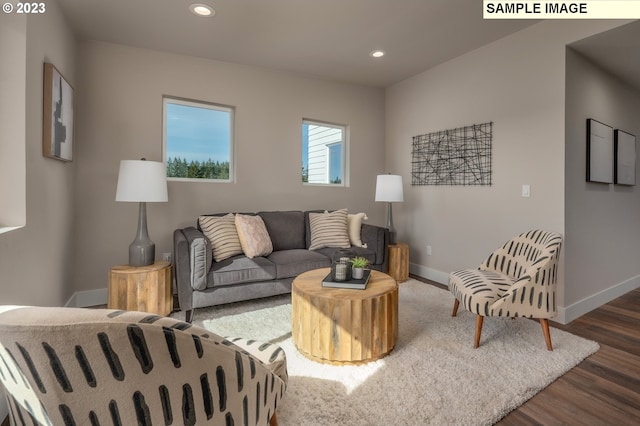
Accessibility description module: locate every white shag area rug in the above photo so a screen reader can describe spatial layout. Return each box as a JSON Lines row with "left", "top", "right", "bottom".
{"left": 190, "top": 280, "right": 599, "bottom": 426}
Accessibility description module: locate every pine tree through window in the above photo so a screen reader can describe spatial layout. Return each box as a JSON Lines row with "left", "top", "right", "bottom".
{"left": 163, "top": 97, "right": 234, "bottom": 182}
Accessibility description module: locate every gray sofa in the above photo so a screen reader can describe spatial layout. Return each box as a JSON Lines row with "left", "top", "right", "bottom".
{"left": 174, "top": 210, "right": 389, "bottom": 322}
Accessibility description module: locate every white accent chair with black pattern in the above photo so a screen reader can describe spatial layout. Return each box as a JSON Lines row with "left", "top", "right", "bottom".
{"left": 0, "top": 306, "right": 287, "bottom": 426}
{"left": 448, "top": 230, "right": 563, "bottom": 351}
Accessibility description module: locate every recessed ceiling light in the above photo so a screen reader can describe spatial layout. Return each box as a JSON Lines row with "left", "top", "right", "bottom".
{"left": 370, "top": 50, "right": 385, "bottom": 58}
{"left": 189, "top": 3, "right": 215, "bottom": 17}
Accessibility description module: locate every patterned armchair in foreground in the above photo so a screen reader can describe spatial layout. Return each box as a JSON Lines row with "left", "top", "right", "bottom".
{"left": 448, "top": 230, "right": 563, "bottom": 351}
{"left": 0, "top": 306, "right": 287, "bottom": 425}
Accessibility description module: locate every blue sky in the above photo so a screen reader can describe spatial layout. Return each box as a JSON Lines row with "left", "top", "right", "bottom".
{"left": 166, "top": 103, "right": 230, "bottom": 163}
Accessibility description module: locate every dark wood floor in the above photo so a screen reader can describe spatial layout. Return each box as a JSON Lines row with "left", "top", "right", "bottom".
{"left": 498, "top": 287, "right": 640, "bottom": 425}
{"left": 415, "top": 275, "right": 640, "bottom": 425}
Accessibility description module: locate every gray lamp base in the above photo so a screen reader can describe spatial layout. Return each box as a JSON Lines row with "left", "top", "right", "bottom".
{"left": 129, "top": 241, "right": 155, "bottom": 267}
{"left": 128, "top": 202, "right": 155, "bottom": 267}
{"left": 386, "top": 202, "right": 397, "bottom": 245}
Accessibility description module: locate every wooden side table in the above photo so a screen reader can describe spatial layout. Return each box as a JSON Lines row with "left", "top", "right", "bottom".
{"left": 388, "top": 242, "right": 409, "bottom": 283}
{"left": 108, "top": 261, "right": 172, "bottom": 315}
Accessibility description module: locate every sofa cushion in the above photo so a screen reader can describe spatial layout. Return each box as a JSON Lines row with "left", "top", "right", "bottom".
{"left": 235, "top": 214, "right": 273, "bottom": 258}
{"left": 348, "top": 212, "right": 368, "bottom": 248}
{"left": 267, "top": 249, "right": 331, "bottom": 279}
{"left": 258, "top": 211, "right": 305, "bottom": 251}
{"left": 199, "top": 214, "right": 244, "bottom": 262}
{"left": 209, "top": 255, "right": 276, "bottom": 288}
{"left": 308, "top": 209, "right": 350, "bottom": 250}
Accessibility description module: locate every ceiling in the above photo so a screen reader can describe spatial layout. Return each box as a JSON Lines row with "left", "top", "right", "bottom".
{"left": 55, "top": 0, "right": 538, "bottom": 88}
{"left": 55, "top": 1, "right": 640, "bottom": 90}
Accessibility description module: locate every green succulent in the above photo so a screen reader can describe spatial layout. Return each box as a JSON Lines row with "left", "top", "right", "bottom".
{"left": 350, "top": 256, "right": 369, "bottom": 269}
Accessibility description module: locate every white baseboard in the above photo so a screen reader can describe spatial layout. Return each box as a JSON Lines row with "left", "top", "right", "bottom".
{"left": 65, "top": 288, "right": 108, "bottom": 308}
{"left": 410, "top": 262, "right": 640, "bottom": 326}
{"left": 556, "top": 273, "right": 640, "bottom": 325}
{"left": 409, "top": 262, "right": 449, "bottom": 286}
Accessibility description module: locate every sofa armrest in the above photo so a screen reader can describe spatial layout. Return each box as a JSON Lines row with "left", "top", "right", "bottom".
{"left": 174, "top": 229, "right": 193, "bottom": 313}
{"left": 184, "top": 227, "right": 212, "bottom": 291}
{"left": 174, "top": 227, "right": 212, "bottom": 312}
{"left": 360, "top": 223, "right": 389, "bottom": 271}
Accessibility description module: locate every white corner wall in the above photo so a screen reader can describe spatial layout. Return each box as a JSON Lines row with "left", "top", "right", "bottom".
{"left": 0, "top": 2, "right": 77, "bottom": 420}
{"left": 0, "top": 13, "right": 26, "bottom": 230}
{"left": 0, "top": 3, "right": 77, "bottom": 306}
{"left": 385, "top": 20, "right": 627, "bottom": 322}
{"left": 564, "top": 48, "right": 640, "bottom": 320}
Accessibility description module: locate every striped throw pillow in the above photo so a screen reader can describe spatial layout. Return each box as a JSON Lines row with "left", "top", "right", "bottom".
{"left": 308, "top": 209, "right": 351, "bottom": 250}
{"left": 199, "top": 214, "right": 243, "bottom": 262}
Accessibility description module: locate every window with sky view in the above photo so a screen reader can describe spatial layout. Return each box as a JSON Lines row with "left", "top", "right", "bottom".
{"left": 163, "top": 97, "right": 233, "bottom": 181}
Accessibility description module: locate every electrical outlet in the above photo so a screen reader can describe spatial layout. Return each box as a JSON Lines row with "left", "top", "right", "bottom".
{"left": 426, "top": 245, "right": 432, "bottom": 256}
{"left": 162, "top": 252, "right": 172, "bottom": 262}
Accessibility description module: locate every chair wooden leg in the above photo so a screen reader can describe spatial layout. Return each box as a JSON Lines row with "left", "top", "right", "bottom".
{"left": 540, "top": 319, "right": 553, "bottom": 351}
{"left": 270, "top": 413, "right": 278, "bottom": 426}
{"left": 474, "top": 315, "right": 484, "bottom": 348}
{"left": 452, "top": 299, "right": 460, "bottom": 317}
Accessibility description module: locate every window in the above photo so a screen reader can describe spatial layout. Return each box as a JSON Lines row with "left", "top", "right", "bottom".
{"left": 302, "top": 119, "right": 347, "bottom": 185}
{"left": 163, "top": 97, "right": 234, "bottom": 182}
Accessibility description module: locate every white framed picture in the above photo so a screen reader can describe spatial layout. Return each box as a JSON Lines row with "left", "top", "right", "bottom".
{"left": 586, "top": 118, "right": 613, "bottom": 184}
{"left": 614, "top": 129, "right": 636, "bottom": 186}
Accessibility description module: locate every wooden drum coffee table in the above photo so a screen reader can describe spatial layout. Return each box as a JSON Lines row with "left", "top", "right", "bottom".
{"left": 292, "top": 268, "right": 398, "bottom": 364}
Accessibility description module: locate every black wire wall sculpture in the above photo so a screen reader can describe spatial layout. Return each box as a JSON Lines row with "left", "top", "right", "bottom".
{"left": 411, "top": 122, "right": 493, "bottom": 186}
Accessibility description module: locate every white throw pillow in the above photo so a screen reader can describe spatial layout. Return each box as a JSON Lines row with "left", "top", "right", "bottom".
{"left": 347, "top": 212, "right": 368, "bottom": 248}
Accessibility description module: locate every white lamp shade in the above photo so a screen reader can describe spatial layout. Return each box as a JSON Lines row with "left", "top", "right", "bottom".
{"left": 375, "top": 174, "right": 404, "bottom": 202}
{"left": 116, "top": 160, "right": 168, "bottom": 202}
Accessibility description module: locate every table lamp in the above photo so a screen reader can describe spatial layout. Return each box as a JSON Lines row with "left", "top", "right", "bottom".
{"left": 375, "top": 174, "right": 404, "bottom": 244}
{"left": 116, "top": 159, "right": 168, "bottom": 266}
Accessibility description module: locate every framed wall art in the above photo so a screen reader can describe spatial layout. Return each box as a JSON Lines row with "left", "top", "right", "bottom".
{"left": 614, "top": 129, "right": 636, "bottom": 186}
{"left": 586, "top": 118, "right": 613, "bottom": 183}
{"left": 411, "top": 122, "right": 493, "bottom": 186}
{"left": 43, "top": 62, "right": 74, "bottom": 162}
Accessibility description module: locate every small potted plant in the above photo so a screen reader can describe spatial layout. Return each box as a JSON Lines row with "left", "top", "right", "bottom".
{"left": 350, "top": 256, "right": 369, "bottom": 279}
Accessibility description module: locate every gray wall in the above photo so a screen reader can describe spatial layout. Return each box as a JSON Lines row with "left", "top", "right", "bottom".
{"left": 564, "top": 48, "right": 640, "bottom": 314}
{"left": 384, "top": 20, "right": 627, "bottom": 322}
{"left": 72, "top": 41, "right": 386, "bottom": 294}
